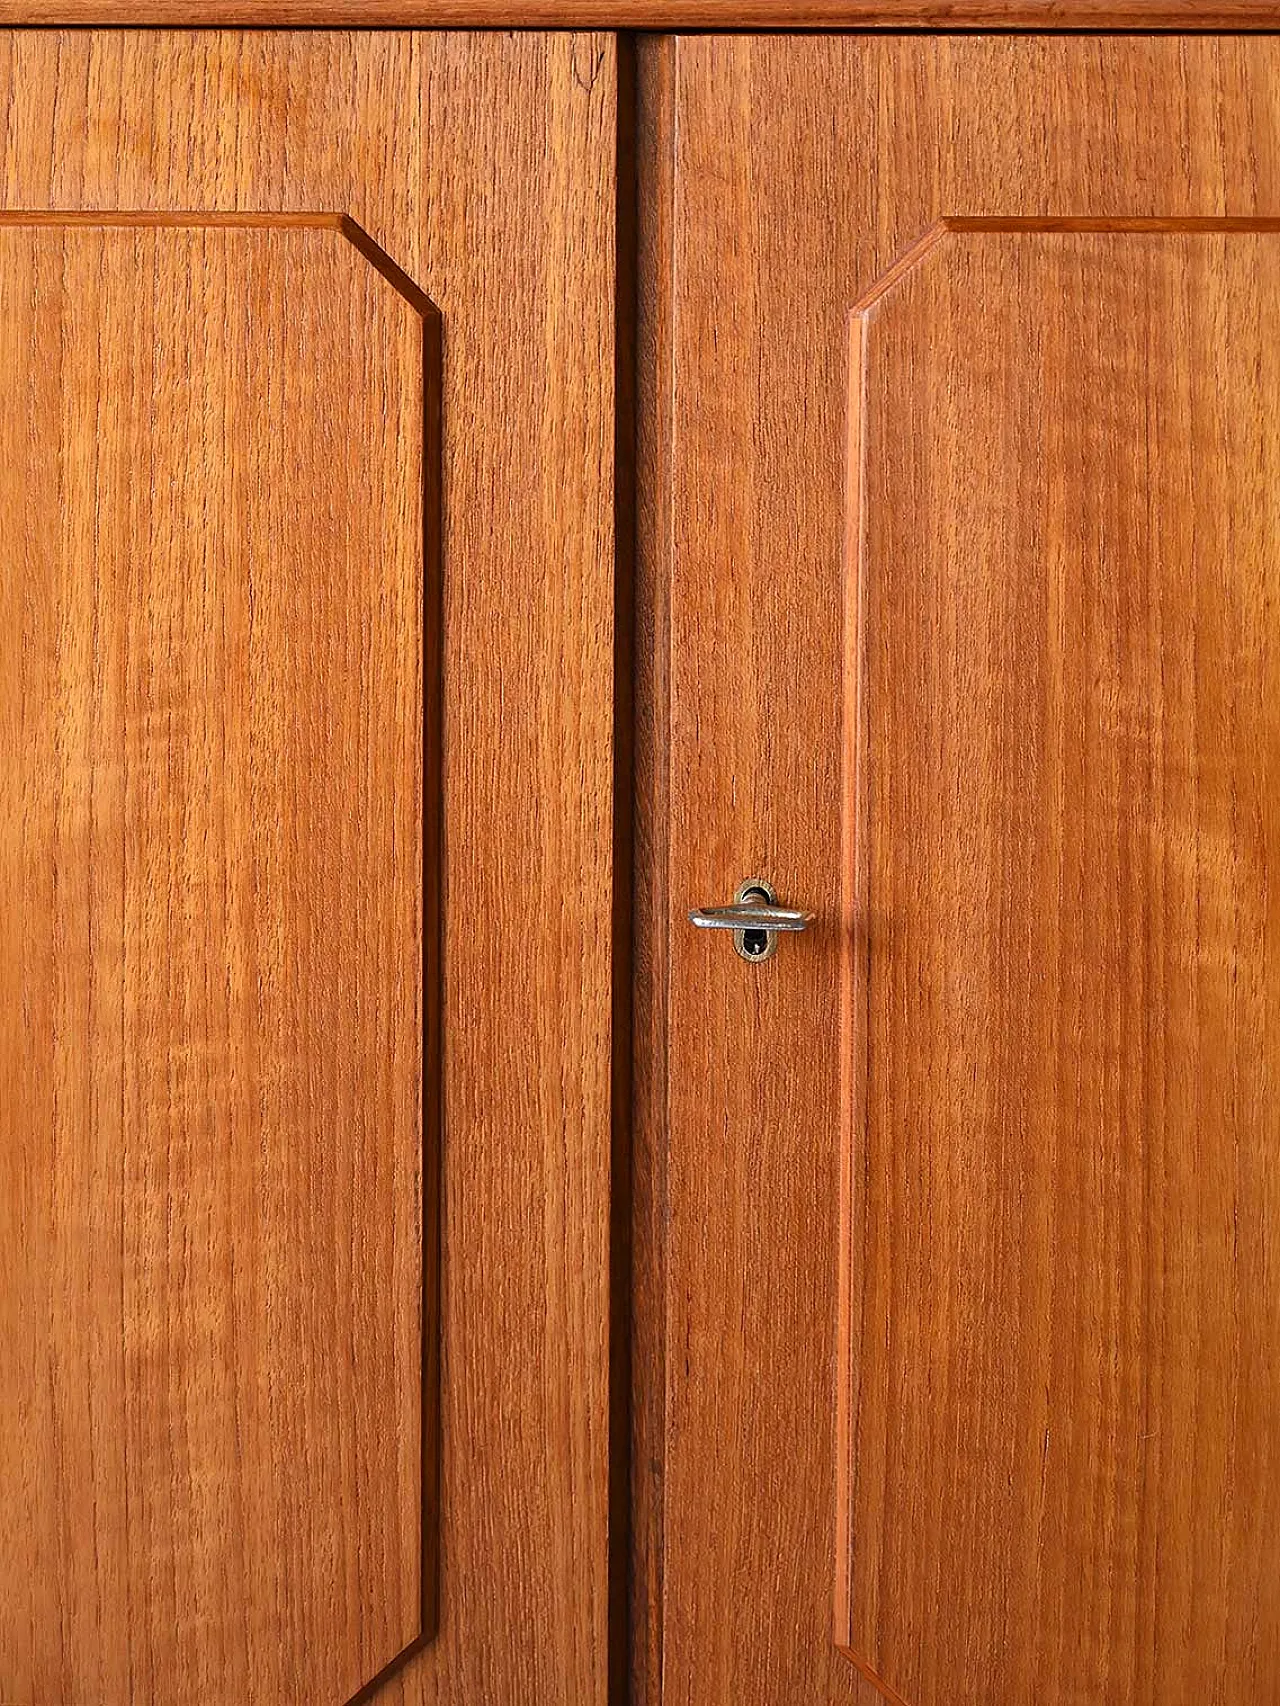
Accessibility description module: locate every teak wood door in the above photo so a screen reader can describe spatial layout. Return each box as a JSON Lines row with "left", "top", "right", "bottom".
{"left": 650, "top": 35, "right": 1280, "bottom": 1706}
{"left": 0, "top": 31, "right": 620, "bottom": 1706}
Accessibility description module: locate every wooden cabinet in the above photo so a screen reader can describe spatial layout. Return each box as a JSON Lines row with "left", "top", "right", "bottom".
{"left": 3, "top": 17, "right": 1280, "bottom": 1706}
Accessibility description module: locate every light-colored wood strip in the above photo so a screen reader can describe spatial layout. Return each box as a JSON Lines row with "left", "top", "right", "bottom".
{"left": 2, "top": 0, "right": 1280, "bottom": 28}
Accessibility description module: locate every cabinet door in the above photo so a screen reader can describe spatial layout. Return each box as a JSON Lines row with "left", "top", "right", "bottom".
{"left": 650, "top": 36, "right": 1280, "bottom": 1706}
{"left": 0, "top": 33, "right": 619, "bottom": 1706}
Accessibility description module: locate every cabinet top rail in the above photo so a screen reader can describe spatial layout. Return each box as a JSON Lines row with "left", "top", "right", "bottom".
{"left": 0, "top": 0, "right": 1274, "bottom": 28}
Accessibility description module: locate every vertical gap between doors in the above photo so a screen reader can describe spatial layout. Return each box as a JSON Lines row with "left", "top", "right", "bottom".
{"left": 611, "top": 30, "right": 641, "bottom": 1706}
{"left": 623, "top": 30, "right": 678, "bottom": 1706}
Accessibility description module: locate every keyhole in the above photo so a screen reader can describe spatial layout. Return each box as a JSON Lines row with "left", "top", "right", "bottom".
{"left": 733, "top": 882, "right": 778, "bottom": 964}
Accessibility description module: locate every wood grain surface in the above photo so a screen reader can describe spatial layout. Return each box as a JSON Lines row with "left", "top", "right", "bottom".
{"left": 842, "top": 218, "right": 1280, "bottom": 1706}
{"left": 0, "top": 212, "right": 432, "bottom": 1706}
{"left": 2, "top": 0, "right": 1280, "bottom": 30}
{"left": 0, "top": 32, "right": 618, "bottom": 1706}
{"left": 655, "top": 36, "right": 1280, "bottom": 1706}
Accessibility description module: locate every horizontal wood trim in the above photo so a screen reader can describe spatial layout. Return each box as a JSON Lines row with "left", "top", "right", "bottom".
{"left": 0, "top": 209, "right": 437, "bottom": 309}
{"left": 853, "top": 215, "right": 1280, "bottom": 307}
{"left": 1, "top": 0, "right": 1280, "bottom": 30}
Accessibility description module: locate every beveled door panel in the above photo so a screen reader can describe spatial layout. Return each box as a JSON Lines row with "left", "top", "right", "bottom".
{"left": 0, "top": 211, "right": 439, "bottom": 1706}
{"left": 651, "top": 36, "right": 1280, "bottom": 1706}
{"left": 841, "top": 218, "right": 1280, "bottom": 1706}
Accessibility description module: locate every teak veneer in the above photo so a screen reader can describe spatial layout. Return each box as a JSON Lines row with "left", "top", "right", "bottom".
{"left": 4, "top": 17, "right": 1280, "bottom": 1706}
